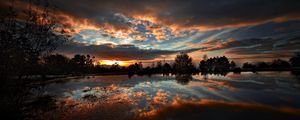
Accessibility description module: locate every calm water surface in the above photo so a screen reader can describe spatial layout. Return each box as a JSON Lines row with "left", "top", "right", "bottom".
{"left": 36, "top": 72, "right": 300, "bottom": 120}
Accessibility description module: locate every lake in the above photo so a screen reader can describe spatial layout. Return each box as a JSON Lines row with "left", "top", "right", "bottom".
{"left": 31, "top": 72, "right": 300, "bottom": 120}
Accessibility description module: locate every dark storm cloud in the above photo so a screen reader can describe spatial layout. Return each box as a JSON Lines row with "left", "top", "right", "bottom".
{"left": 56, "top": 42, "right": 203, "bottom": 60}
{"left": 2, "top": 0, "right": 300, "bottom": 33}
{"left": 47, "top": 0, "right": 300, "bottom": 29}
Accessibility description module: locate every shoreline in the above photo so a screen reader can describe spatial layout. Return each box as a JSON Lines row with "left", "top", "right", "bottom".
{"left": 22, "top": 69, "right": 300, "bottom": 79}
{"left": 24, "top": 70, "right": 300, "bottom": 84}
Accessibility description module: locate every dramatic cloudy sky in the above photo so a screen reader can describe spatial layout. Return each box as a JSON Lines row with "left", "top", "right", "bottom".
{"left": 2, "top": 0, "right": 300, "bottom": 64}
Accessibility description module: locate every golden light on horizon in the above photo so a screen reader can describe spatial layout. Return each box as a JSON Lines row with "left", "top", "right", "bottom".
{"left": 100, "top": 60, "right": 129, "bottom": 66}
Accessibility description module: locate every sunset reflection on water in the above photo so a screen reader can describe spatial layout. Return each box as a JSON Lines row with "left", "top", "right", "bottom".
{"left": 36, "top": 72, "right": 300, "bottom": 120}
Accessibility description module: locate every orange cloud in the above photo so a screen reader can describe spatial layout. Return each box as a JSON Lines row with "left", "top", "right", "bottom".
{"left": 130, "top": 11, "right": 300, "bottom": 33}
{"left": 187, "top": 38, "right": 237, "bottom": 51}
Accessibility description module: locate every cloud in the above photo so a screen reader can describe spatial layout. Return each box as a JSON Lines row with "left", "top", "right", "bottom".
{"left": 182, "top": 20, "right": 300, "bottom": 60}
{"left": 2, "top": 0, "right": 300, "bottom": 61}
{"left": 187, "top": 38, "right": 237, "bottom": 51}
{"left": 44, "top": 0, "right": 300, "bottom": 30}
{"left": 224, "top": 37, "right": 300, "bottom": 55}
{"left": 7, "top": 0, "right": 298, "bottom": 33}
{"left": 56, "top": 42, "right": 203, "bottom": 60}
{"left": 185, "top": 30, "right": 300, "bottom": 62}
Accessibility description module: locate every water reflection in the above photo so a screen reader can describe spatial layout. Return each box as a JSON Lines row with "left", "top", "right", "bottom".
{"left": 30, "top": 72, "right": 300, "bottom": 120}
{"left": 139, "top": 99, "right": 300, "bottom": 120}
{"left": 200, "top": 71, "right": 229, "bottom": 76}
{"left": 175, "top": 74, "right": 193, "bottom": 85}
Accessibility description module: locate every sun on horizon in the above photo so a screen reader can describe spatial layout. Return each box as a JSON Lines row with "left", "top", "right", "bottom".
{"left": 99, "top": 60, "right": 129, "bottom": 66}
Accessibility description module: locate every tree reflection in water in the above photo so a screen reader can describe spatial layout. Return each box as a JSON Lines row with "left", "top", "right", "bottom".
{"left": 25, "top": 73, "right": 300, "bottom": 120}
{"left": 175, "top": 74, "right": 193, "bottom": 85}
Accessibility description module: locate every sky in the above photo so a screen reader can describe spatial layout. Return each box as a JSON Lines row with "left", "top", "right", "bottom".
{"left": 2, "top": 0, "right": 300, "bottom": 65}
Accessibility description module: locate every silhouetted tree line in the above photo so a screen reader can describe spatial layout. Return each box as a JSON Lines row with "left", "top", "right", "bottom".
{"left": 42, "top": 54, "right": 95, "bottom": 75}
{"left": 242, "top": 59, "right": 294, "bottom": 71}
{"left": 39, "top": 52, "right": 300, "bottom": 76}
{"left": 239, "top": 53, "right": 300, "bottom": 74}
{"left": 39, "top": 52, "right": 198, "bottom": 76}
{"left": 38, "top": 53, "right": 197, "bottom": 77}
{"left": 199, "top": 55, "right": 237, "bottom": 75}
{"left": 40, "top": 54, "right": 134, "bottom": 75}
{"left": 126, "top": 52, "right": 200, "bottom": 76}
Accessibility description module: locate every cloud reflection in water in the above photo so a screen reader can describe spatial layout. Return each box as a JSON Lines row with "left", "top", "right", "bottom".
{"left": 38, "top": 72, "right": 300, "bottom": 120}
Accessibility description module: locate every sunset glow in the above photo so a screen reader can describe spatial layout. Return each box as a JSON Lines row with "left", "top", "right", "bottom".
{"left": 100, "top": 60, "right": 129, "bottom": 66}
